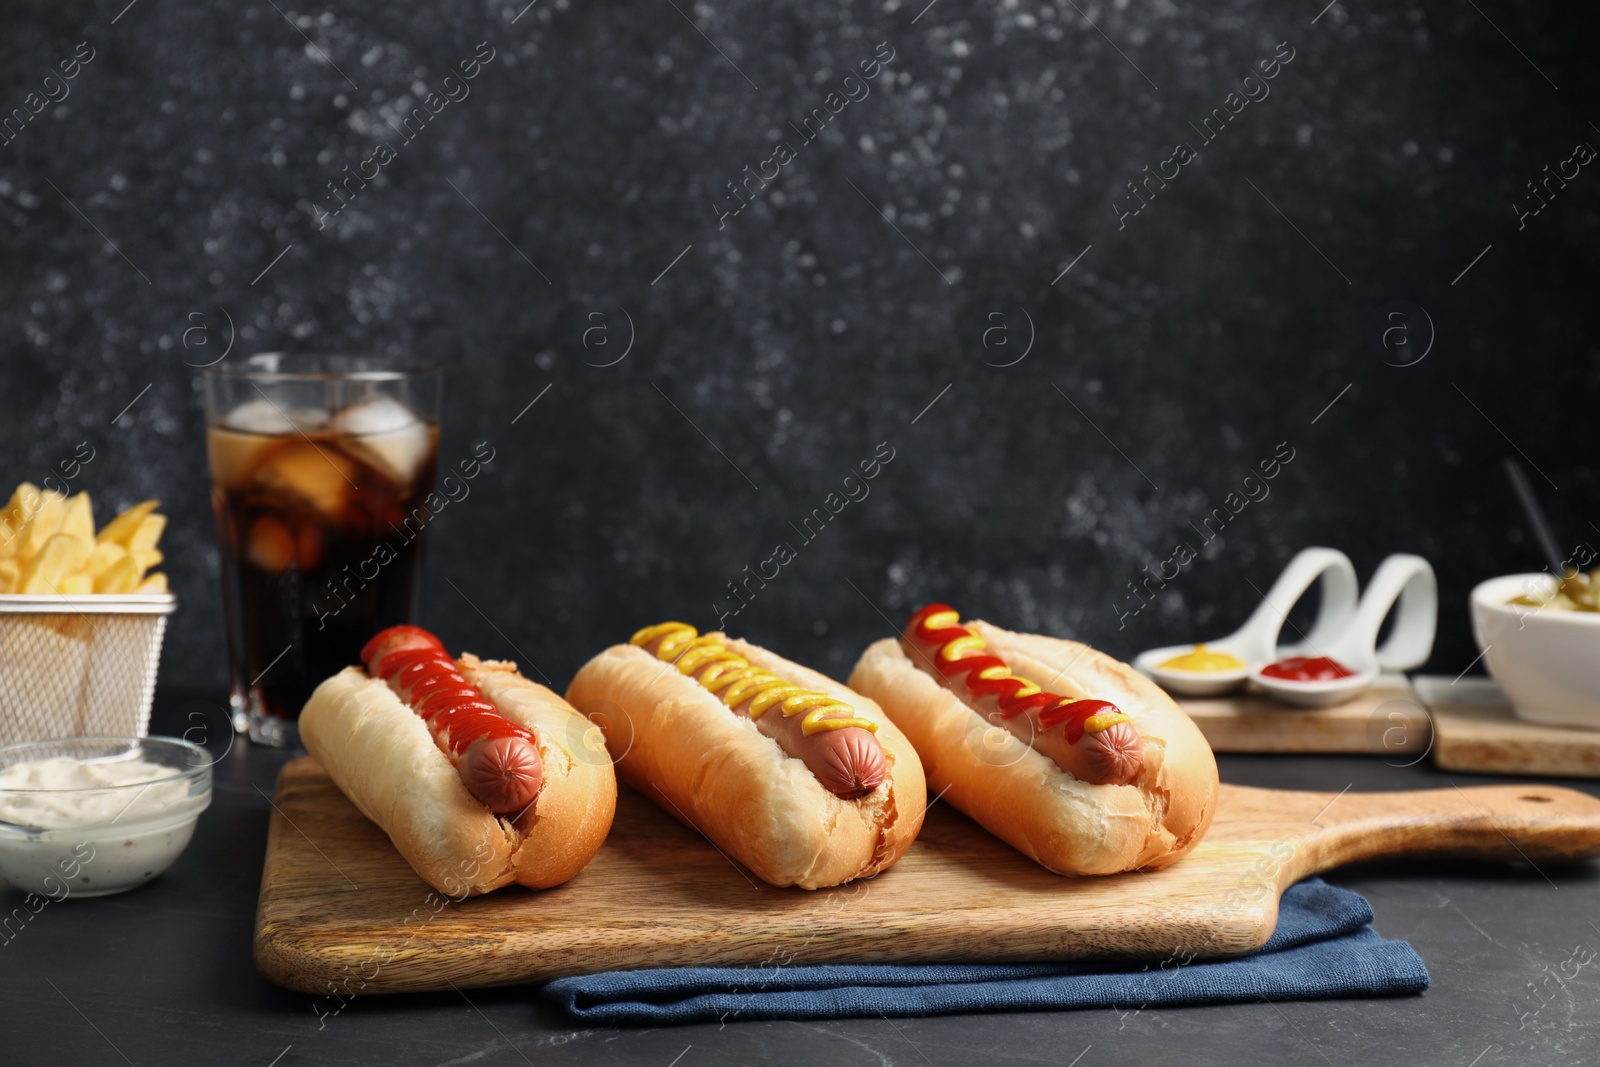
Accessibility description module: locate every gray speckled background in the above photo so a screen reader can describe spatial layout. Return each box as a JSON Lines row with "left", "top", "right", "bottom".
{"left": 1, "top": 0, "right": 1593, "bottom": 691}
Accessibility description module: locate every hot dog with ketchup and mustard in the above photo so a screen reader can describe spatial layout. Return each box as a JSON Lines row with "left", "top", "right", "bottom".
{"left": 849, "top": 604, "right": 1217, "bottom": 876}
{"left": 566, "top": 622, "right": 926, "bottom": 889}
{"left": 300, "top": 625, "right": 617, "bottom": 894}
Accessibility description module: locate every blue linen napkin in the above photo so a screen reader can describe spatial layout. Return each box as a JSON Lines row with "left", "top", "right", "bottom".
{"left": 543, "top": 878, "right": 1427, "bottom": 1024}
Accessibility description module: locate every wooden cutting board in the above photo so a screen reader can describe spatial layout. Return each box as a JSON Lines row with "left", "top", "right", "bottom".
{"left": 253, "top": 756, "right": 1600, "bottom": 995}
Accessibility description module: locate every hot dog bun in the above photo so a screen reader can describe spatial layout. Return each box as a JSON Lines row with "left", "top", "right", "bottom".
{"left": 849, "top": 621, "right": 1216, "bottom": 875}
{"left": 300, "top": 654, "right": 616, "bottom": 895}
{"left": 566, "top": 635, "right": 926, "bottom": 890}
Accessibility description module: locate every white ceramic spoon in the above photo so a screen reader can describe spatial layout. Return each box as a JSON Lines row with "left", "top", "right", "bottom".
{"left": 1252, "top": 554, "right": 1438, "bottom": 707}
{"left": 1135, "top": 547, "right": 1360, "bottom": 697}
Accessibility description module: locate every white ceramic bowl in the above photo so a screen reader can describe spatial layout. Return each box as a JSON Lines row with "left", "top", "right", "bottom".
{"left": 1470, "top": 574, "right": 1600, "bottom": 729}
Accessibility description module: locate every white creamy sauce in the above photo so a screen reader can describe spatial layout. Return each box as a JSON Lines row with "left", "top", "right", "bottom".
{"left": 0, "top": 755, "right": 206, "bottom": 898}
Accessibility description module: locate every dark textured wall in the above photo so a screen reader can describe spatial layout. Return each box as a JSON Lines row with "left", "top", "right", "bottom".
{"left": 2, "top": 0, "right": 1594, "bottom": 693}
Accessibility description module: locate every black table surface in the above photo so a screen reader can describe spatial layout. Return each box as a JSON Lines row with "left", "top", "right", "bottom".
{"left": 7, "top": 689, "right": 1599, "bottom": 1067}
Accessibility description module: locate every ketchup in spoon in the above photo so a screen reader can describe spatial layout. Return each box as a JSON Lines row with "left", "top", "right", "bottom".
{"left": 1258, "top": 655, "right": 1356, "bottom": 682}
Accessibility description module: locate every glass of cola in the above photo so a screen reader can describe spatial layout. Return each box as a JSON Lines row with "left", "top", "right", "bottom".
{"left": 202, "top": 354, "right": 441, "bottom": 746}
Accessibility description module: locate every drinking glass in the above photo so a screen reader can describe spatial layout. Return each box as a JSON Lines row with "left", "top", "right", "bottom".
{"left": 201, "top": 354, "right": 441, "bottom": 746}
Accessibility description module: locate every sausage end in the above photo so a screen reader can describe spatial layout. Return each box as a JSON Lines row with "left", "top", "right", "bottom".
{"left": 814, "top": 727, "right": 889, "bottom": 800}
{"left": 1081, "top": 721, "right": 1143, "bottom": 785}
{"left": 460, "top": 735, "right": 545, "bottom": 815}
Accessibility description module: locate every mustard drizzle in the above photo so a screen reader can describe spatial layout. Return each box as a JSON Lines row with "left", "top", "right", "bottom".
{"left": 630, "top": 622, "right": 879, "bottom": 736}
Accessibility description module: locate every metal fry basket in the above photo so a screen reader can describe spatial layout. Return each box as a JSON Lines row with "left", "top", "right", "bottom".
{"left": 0, "top": 594, "right": 176, "bottom": 746}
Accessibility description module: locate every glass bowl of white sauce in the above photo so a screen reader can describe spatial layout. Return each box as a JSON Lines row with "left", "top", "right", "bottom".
{"left": 0, "top": 736, "right": 213, "bottom": 898}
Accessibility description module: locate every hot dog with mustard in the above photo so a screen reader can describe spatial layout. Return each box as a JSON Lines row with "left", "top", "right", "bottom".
{"left": 566, "top": 622, "right": 926, "bottom": 889}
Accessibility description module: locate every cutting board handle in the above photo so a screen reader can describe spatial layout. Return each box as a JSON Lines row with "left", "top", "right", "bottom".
{"left": 1264, "top": 783, "right": 1600, "bottom": 884}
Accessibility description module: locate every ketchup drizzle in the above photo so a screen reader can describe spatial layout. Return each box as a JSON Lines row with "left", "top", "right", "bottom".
{"left": 368, "top": 634, "right": 531, "bottom": 753}
{"left": 909, "top": 603, "right": 1125, "bottom": 743}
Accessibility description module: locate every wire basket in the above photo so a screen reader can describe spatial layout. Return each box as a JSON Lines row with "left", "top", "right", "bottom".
{"left": 0, "top": 594, "right": 176, "bottom": 746}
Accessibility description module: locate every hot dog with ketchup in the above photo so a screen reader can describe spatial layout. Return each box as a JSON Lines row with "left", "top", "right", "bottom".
{"left": 299, "top": 626, "right": 616, "bottom": 895}
{"left": 360, "top": 625, "right": 544, "bottom": 815}
{"left": 566, "top": 622, "right": 926, "bottom": 890}
{"left": 849, "top": 606, "right": 1218, "bottom": 876}
{"left": 899, "top": 605, "right": 1143, "bottom": 786}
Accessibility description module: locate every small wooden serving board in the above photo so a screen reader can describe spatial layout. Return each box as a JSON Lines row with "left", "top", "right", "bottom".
{"left": 1182, "top": 673, "right": 1600, "bottom": 777}
{"left": 254, "top": 757, "right": 1600, "bottom": 995}
{"left": 1432, "top": 706, "right": 1600, "bottom": 777}
{"left": 1419, "top": 678, "right": 1600, "bottom": 778}
{"left": 1178, "top": 676, "right": 1430, "bottom": 755}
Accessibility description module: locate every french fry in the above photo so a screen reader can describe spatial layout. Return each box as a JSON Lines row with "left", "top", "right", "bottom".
{"left": 19, "top": 532, "right": 85, "bottom": 594}
{"left": 63, "top": 533, "right": 91, "bottom": 573}
{"left": 93, "top": 555, "right": 142, "bottom": 594}
{"left": 134, "top": 572, "right": 168, "bottom": 594}
{"left": 128, "top": 514, "right": 167, "bottom": 554}
{"left": 3, "top": 483, "right": 42, "bottom": 528}
{"left": 0, "top": 483, "right": 37, "bottom": 559}
{"left": 60, "top": 492, "right": 94, "bottom": 545}
{"left": 16, "top": 491, "right": 67, "bottom": 560}
{"left": 130, "top": 548, "right": 163, "bottom": 575}
{"left": 84, "top": 541, "right": 126, "bottom": 577}
{"left": 57, "top": 573, "right": 92, "bottom": 596}
{"left": 0, "top": 559, "right": 17, "bottom": 593}
{"left": 97, "top": 500, "right": 159, "bottom": 548}
{"left": 0, "top": 484, "right": 32, "bottom": 559}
